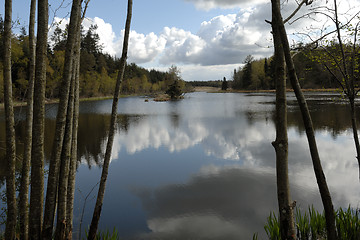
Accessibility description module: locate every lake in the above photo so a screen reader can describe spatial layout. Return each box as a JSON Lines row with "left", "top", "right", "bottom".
{"left": 1, "top": 91, "right": 360, "bottom": 239}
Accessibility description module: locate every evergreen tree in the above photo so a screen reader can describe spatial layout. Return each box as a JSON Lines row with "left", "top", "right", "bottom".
{"left": 242, "top": 55, "right": 254, "bottom": 89}
{"left": 221, "top": 77, "right": 228, "bottom": 90}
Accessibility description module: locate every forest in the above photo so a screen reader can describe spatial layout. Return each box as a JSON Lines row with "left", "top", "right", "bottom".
{"left": 0, "top": 18, "right": 188, "bottom": 103}
{"left": 231, "top": 47, "right": 342, "bottom": 91}
{"left": 0, "top": 14, "right": 352, "bottom": 104}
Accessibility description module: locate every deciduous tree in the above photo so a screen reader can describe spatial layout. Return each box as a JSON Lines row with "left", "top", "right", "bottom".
{"left": 43, "top": 0, "right": 82, "bottom": 239}
{"left": 87, "top": 0, "right": 132, "bottom": 238}
{"left": 29, "top": 0, "right": 48, "bottom": 238}
{"left": 271, "top": 0, "right": 337, "bottom": 238}
{"left": 18, "top": 0, "right": 36, "bottom": 239}
{"left": 3, "top": 0, "right": 17, "bottom": 238}
{"left": 270, "top": 1, "right": 296, "bottom": 237}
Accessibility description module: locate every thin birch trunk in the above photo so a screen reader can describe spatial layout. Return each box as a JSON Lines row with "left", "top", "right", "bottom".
{"left": 271, "top": 0, "right": 337, "bottom": 239}
{"left": 66, "top": 23, "right": 81, "bottom": 239}
{"left": 29, "top": 0, "right": 48, "bottom": 238}
{"left": 54, "top": 74, "right": 75, "bottom": 240}
{"left": 87, "top": 1, "right": 133, "bottom": 238}
{"left": 271, "top": 3, "right": 296, "bottom": 237}
{"left": 3, "top": 0, "right": 17, "bottom": 239}
{"left": 19, "top": 0, "right": 36, "bottom": 239}
{"left": 43, "top": 0, "right": 82, "bottom": 238}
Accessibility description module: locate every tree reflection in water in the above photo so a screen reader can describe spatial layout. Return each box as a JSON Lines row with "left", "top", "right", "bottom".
{"left": 0, "top": 92, "right": 359, "bottom": 238}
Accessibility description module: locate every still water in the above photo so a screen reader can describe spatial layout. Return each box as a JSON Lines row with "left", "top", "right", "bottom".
{"left": 1, "top": 92, "right": 360, "bottom": 239}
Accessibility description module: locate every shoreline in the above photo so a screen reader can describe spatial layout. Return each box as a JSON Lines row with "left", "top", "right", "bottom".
{"left": 0, "top": 88, "right": 341, "bottom": 110}
{"left": 193, "top": 86, "right": 340, "bottom": 93}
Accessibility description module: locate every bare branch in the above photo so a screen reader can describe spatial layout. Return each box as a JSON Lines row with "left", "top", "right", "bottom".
{"left": 324, "top": 63, "right": 346, "bottom": 94}
{"left": 284, "top": 0, "right": 307, "bottom": 24}
{"left": 82, "top": 0, "right": 91, "bottom": 20}
{"left": 49, "top": 0, "right": 72, "bottom": 29}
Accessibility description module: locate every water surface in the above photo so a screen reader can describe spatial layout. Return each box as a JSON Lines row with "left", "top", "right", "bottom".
{"left": 1, "top": 92, "right": 359, "bottom": 239}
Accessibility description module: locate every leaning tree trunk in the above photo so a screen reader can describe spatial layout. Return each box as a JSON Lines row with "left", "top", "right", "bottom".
{"left": 19, "top": 0, "right": 36, "bottom": 239}
{"left": 87, "top": 1, "right": 133, "bottom": 239}
{"left": 42, "top": 0, "right": 82, "bottom": 238}
{"left": 29, "top": 0, "right": 48, "bottom": 238}
{"left": 271, "top": 3, "right": 296, "bottom": 237}
{"left": 333, "top": 0, "right": 360, "bottom": 177}
{"left": 3, "top": 0, "right": 17, "bottom": 239}
{"left": 271, "top": 0, "right": 337, "bottom": 239}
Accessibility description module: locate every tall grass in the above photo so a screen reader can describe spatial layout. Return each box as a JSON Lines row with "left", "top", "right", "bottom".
{"left": 263, "top": 206, "right": 360, "bottom": 239}
{"left": 84, "top": 227, "right": 120, "bottom": 240}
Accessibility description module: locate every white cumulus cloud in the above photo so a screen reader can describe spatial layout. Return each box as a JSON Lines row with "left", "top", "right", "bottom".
{"left": 183, "top": 0, "right": 268, "bottom": 10}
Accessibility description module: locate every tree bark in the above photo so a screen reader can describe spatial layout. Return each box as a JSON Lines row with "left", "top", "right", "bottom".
{"left": 29, "top": 0, "right": 48, "bottom": 238}
{"left": 19, "top": 0, "right": 36, "bottom": 239}
{"left": 65, "top": 31, "right": 81, "bottom": 238}
{"left": 271, "top": 2, "right": 296, "bottom": 237}
{"left": 271, "top": 0, "right": 337, "bottom": 239}
{"left": 3, "top": 0, "right": 17, "bottom": 239}
{"left": 54, "top": 73, "right": 75, "bottom": 240}
{"left": 349, "top": 97, "right": 360, "bottom": 173}
{"left": 42, "top": 0, "right": 82, "bottom": 238}
{"left": 87, "top": 1, "right": 133, "bottom": 239}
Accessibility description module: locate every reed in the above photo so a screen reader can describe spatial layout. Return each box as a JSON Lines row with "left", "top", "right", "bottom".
{"left": 264, "top": 212, "right": 280, "bottom": 240}
{"left": 263, "top": 206, "right": 360, "bottom": 239}
{"left": 84, "top": 227, "right": 120, "bottom": 240}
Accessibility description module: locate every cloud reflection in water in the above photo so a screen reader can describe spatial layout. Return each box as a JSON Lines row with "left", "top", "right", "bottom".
{"left": 76, "top": 93, "right": 360, "bottom": 239}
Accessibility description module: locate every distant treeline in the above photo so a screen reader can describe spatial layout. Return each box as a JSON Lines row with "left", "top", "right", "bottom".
{"left": 0, "top": 19, "right": 346, "bottom": 102}
{"left": 231, "top": 48, "right": 340, "bottom": 90}
{"left": 187, "top": 80, "right": 224, "bottom": 88}
{"left": 0, "top": 21, "right": 189, "bottom": 102}
{"left": 190, "top": 46, "right": 345, "bottom": 90}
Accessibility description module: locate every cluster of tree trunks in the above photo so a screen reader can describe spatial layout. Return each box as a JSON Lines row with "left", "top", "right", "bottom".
{"left": 2, "top": 0, "right": 132, "bottom": 239}
{"left": 270, "top": 0, "right": 341, "bottom": 239}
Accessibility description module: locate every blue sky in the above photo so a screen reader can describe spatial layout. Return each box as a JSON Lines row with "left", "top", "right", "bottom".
{"left": 3, "top": 0, "right": 360, "bottom": 81}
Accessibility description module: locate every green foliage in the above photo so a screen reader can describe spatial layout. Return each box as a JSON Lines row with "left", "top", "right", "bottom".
{"left": 263, "top": 206, "right": 360, "bottom": 239}
{"left": 166, "top": 80, "right": 183, "bottom": 99}
{"left": 232, "top": 55, "right": 274, "bottom": 90}
{"left": 164, "top": 65, "right": 185, "bottom": 99}
{"left": 230, "top": 45, "right": 350, "bottom": 91}
{"left": 242, "top": 55, "right": 254, "bottom": 89}
{"left": 188, "top": 80, "right": 223, "bottom": 88}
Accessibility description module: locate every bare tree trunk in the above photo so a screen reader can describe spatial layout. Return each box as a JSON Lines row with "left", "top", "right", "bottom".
{"left": 43, "top": 0, "right": 82, "bottom": 238}
{"left": 65, "top": 46, "right": 80, "bottom": 240}
{"left": 332, "top": 0, "right": 360, "bottom": 170}
{"left": 271, "top": 3, "right": 296, "bottom": 237}
{"left": 87, "top": 1, "right": 133, "bottom": 239}
{"left": 271, "top": 0, "right": 337, "bottom": 239}
{"left": 19, "top": 1, "right": 36, "bottom": 239}
{"left": 29, "top": 0, "right": 48, "bottom": 238}
{"left": 65, "top": 18, "right": 82, "bottom": 238}
{"left": 54, "top": 75, "right": 75, "bottom": 240}
{"left": 349, "top": 97, "right": 360, "bottom": 173}
{"left": 3, "top": 0, "right": 17, "bottom": 239}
